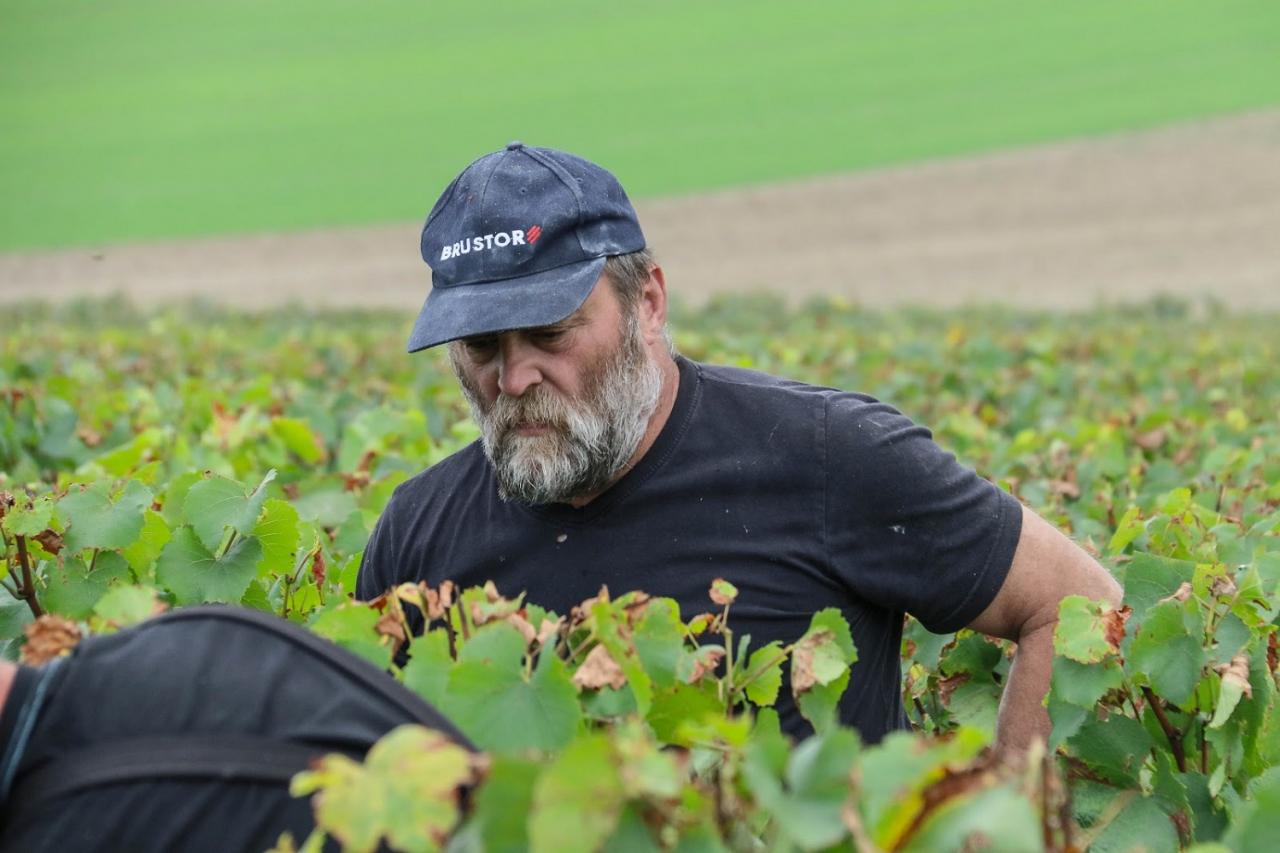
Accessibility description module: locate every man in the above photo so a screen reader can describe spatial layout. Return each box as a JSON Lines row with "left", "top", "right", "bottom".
{"left": 0, "top": 608, "right": 473, "bottom": 851}
{"left": 358, "top": 142, "right": 1122, "bottom": 752}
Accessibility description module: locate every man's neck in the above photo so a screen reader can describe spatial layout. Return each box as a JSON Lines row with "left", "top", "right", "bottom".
{"left": 567, "top": 351, "right": 681, "bottom": 508}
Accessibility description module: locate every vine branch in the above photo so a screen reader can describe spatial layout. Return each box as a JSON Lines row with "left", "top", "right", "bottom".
{"left": 1143, "top": 686, "right": 1186, "bottom": 773}
{"left": 14, "top": 535, "right": 45, "bottom": 618}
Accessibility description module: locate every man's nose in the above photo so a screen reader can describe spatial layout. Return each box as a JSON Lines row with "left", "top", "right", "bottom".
{"left": 496, "top": 335, "right": 543, "bottom": 398}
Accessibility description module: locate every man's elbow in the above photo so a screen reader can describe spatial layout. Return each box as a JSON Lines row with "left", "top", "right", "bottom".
{"left": 1095, "top": 566, "right": 1124, "bottom": 608}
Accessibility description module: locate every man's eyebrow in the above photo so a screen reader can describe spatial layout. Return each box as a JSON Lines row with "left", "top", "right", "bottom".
{"left": 539, "top": 313, "right": 588, "bottom": 332}
{"left": 458, "top": 314, "right": 585, "bottom": 344}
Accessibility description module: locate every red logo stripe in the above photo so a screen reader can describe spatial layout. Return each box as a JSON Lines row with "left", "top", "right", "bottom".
{"left": 527, "top": 224, "right": 542, "bottom": 244}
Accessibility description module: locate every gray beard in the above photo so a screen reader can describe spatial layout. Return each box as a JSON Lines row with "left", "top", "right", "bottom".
{"left": 450, "top": 317, "right": 663, "bottom": 504}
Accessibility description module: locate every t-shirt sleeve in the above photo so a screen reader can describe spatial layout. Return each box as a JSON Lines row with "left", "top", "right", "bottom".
{"left": 824, "top": 395, "right": 1023, "bottom": 634}
{"left": 356, "top": 501, "right": 400, "bottom": 601}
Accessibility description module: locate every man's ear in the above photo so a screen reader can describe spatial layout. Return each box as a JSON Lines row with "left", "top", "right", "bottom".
{"left": 639, "top": 265, "right": 669, "bottom": 345}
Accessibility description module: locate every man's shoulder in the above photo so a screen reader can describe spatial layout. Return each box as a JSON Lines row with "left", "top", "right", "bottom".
{"left": 688, "top": 358, "right": 924, "bottom": 452}
{"left": 384, "top": 440, "right": 490, "bottom": 513}
{"left": 690, "top": 359, "right": 880, "bottom": 412}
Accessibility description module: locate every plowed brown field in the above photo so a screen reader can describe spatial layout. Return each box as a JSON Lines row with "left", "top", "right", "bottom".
{"left": 3, "top": 110, "right": 1278, "bottom": 311}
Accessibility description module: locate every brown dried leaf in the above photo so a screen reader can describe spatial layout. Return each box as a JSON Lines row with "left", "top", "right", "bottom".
{"left": 1162, "top": 582, "right": 1193, "bottom": 604}
{"left": 791, "top": 643, "right": 819, "bottom": 693}
{"left": 687, "top": 648, "right": 725, "bottom": 684}
{"left": 1135, "top": 429, "right": 1167, "bottom": 451}
{"left": 506, "top": 611, "right": 537, "bottom": 644}
{"left": 310, "top": 549, "right": 326, "bottom": 585}
{"left": 342, "top": 470, "right": 370, "bottom": 492}
{"left": 33, "top": 529, "right": 64, "bottom": 556}
{"left": 21, "top": 615, "right": 82, "bottom": 665}
{"left": 375, "top": 612, "right": 407, "bottom": 657}
{"left": 1103, "top": 605, "right": 1132, "bottom": 650}
{"left": 210, "top": 400, "right": 239, "bottom": 443}
{"left": 937, "top": 672, "right": 971, "bottom": 706}
{"left": 1216, "top": 654, "right": 1253, "bottom": 699}
{"left": 535, "top": 617, "right": 564, "bottom": 647}
{"left": 572, "top": 644, "right": 627, "bottom": 690}
{"left": 1210, "top": 575, "right": 1238, "bottom": 600}
{"left": 470, "top": 587, "right": 521, "bottom": 627}
{"left": 421, "top": 586, "right": 445, "bottom": 621}
{"left": 437, "top": 580, "right": 455, "bottom": 611}
{"left": 77, "top": 427, "right": 103, "bottom": 447}
{"left": 569, "top": 585, "right": 611, "bottom": 625}
{"left": 375, "top": 613, "right": 406, "bottom": 640}
{"left": 1049, "top": 479, "right": 1081, "bottom": 500}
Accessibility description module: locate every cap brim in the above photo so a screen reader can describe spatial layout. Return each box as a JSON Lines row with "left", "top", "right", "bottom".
{"left": 406, "top": 256, "right": 606, "bottom": 352}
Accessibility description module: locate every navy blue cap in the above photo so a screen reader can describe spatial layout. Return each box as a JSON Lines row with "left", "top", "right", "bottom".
{"left": 407, "top": 142, "right": 646, "bottom": 352}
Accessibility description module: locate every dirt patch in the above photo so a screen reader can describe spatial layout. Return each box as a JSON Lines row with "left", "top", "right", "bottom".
{"left": 2, "top": 109, "right": 1278, "bottom": 311}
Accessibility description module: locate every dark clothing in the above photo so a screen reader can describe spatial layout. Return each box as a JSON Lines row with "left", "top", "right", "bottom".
{"left": 359, "top": 357, "right": 1022, "bottom": 741}
{"left": 0, "top": 607, "right": 472, "bottom": 853}
{"left": 0, "top": 666, "right": 40, "bottom": 766}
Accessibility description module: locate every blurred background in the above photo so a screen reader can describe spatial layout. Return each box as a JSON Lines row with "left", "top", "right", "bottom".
{"left": 2, "top": 0, "right": 1279, "bottom": 310}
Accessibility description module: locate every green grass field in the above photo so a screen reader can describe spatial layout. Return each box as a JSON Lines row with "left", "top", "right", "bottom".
{"left": 3, "top": 0, "right": 1280, "bottom": 251}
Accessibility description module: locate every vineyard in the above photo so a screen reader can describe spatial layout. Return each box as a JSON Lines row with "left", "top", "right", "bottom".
{"left": 2, "top": 296, "right": 1278, "bottom": 851}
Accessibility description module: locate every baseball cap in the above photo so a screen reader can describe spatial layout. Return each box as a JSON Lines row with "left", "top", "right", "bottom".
{"left": 407, "top": 142, "right": 647, "bottom": 352}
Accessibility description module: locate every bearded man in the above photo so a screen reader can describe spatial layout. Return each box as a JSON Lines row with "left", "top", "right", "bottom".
{"left": 357, "top": 142, "right": 1122, "bottom": 750}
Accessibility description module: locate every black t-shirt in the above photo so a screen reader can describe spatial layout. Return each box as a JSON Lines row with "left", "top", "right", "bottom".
{"left": 359, "top": 356, "right": 1023, "bottom": 741}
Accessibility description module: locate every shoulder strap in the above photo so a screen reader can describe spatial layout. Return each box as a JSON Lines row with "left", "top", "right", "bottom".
{"left": 7, "top": 734, "right": 363, "bottom": 810}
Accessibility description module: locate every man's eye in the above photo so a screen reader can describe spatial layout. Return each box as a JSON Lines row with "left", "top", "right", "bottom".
{"left": 531, "top": 329, "right": 566, "bottom": 345}
{"left": 463, "top": 337, "right": 498, "bottom": 357}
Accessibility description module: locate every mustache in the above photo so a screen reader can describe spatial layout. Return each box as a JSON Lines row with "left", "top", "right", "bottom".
{"left": 485, "top": 385, "right": 575, "bottom": 437}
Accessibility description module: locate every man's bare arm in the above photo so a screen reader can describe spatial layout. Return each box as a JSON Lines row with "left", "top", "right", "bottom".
{"left": 0, "top": 660, "right": 14, "bottom": 719}
{"left": 968, "top": 504, "right": 1123, "bottom": 758}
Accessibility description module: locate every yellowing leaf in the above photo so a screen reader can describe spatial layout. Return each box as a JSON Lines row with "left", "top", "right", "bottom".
{"left": 292, "top": 725, "right": 476, "bottom": 853}
{"left": 709, "top": 577, "right": 739, "bottom": 606}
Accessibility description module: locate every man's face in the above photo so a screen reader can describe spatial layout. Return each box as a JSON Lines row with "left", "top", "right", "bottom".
{"left": 447, "top": 278, "right": 662, "bottom": 504}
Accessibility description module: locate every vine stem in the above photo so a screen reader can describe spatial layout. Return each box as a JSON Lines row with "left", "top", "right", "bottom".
{"left": 727, "top": 646, "right": 792, "bottom": 704}
{"left": 1143, "top": 686, "right": 1187, "bottom": 773}
{"left": 14, "top": 535, "right": 44, "bottom": 618}
{"left": 217, "top": 528, "right": 239, "bottom": 560}
{"left": 442, "top": 609, "right": 458, "bottom": 660}
{"left": 720, "top": 622, "right": 734, "bottom": 708}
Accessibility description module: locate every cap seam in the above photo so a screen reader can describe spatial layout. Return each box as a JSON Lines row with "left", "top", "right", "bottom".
{"left": 520, "top": 147, "right": 589, "bottom": 256}
{"left": 433, "top": 253, "right": 607, "bottom": 290}
{"left": 474, "top": 150, "right": 516, "bottom": 280}
{"left": 421, "top": 151, "right": 494, "bottom": 232}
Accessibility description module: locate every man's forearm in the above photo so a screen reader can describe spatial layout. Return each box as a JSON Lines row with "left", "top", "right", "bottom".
{"left": 994, "top": 619, "right": 1054, "bottom": 758}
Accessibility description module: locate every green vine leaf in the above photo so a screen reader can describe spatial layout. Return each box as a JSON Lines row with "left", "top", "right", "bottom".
{"left": 155, "top": 524, "right": 263, "bottom": 605}
{"left": 183, "top": 469, "right": 276, "bottom": 552}
{"left": 57, "top": 480, "right": 151, "bottom": 553}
